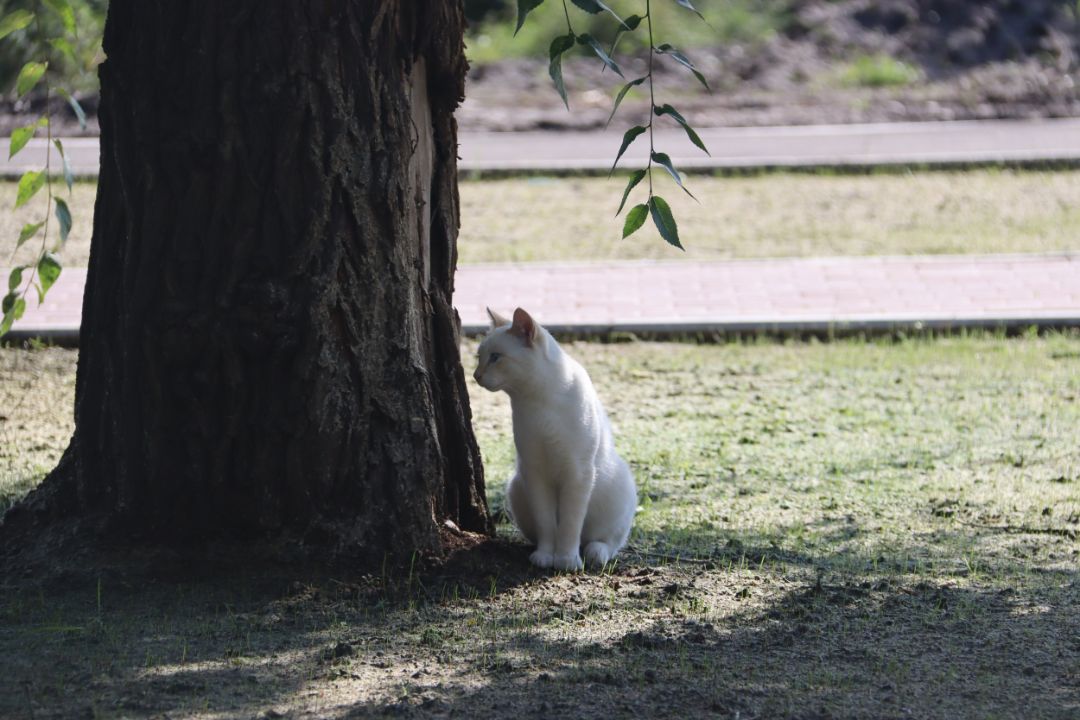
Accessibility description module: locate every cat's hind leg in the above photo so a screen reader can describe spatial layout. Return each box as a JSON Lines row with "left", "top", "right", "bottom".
{"left": 583, "top": 541, "right": 614, "bottom": 569}
{"left": 505, "top": 472, "right": 536, "bottom": 544}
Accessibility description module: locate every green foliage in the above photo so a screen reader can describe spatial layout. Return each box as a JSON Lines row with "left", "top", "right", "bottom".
{"left": 621, "top": 202, "right": 648, "bottom": 238}
{"left": 53, "top": 138, "right": 72, "bottom": 189}
{"left": 0, "top": 0, "right": 104, "bottom": 93}
{"left": 648, "top": 195, "right": 681, "bottom": 248}
{"left": 547, "top": 32, "right": 576, "bottom": 107}
{"left": 14, "top": 58, "right": 45, "bottom": 95}
{"left": 0, "top": 8, "right": 33, "bottom": 40}
{"left": 14, "top": 169, "right": 44, "bottom": 207}
{"left": 519, "top": 0, "right": 709, "bottom": 249}
{"left": 576, "top": 32, "right": 623, "bottom": 75}
{"left": 515, "top": 0, "right": 544, "bottom": 34}
{"left": 468, "top": 0, "right": 791, "bottom": 64}
{"left": 16, "top": 220, "right": 43, "bottom": 247}
{"left": 654, "top": 42, "right": 708, "bottom": 89}
{"left": 616, "top": 168, "right": 646, "bottom": 215}
{"left": 53, "top": 195, "right": 70, "bottom": 242}
{"left": 839, "top": 53, "right": 921, "bottom": 88}
{"left": 611, "top": 124, "right": 646, "bottom": 173}
{"left": 8, "top": 115, "right": 44, "bottom": 157}
{"left": 1, "top": 0, "right": 89, "bottom": 338}
{"left": 654, "top": 103, "right": 708, "bottom": 154}
{"left": 55, "top": 86, "right": 86, "bottom": 128}
{"left": 607, "top": 75, "right": 645, "bottom": 126}
{"left": 36, "top": 251, "right": 60, "bottom": 292}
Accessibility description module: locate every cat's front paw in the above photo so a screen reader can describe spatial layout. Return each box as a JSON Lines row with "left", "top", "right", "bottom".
{"left": 529, "top": 550, "right": 555, "bottom": 568}
{"left": 552, "top": 553, "right": 584, "bottom": 572}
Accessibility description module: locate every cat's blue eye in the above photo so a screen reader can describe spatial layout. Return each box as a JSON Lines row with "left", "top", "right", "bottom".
{"left": 489, "top": 352, "right": 501, "bottom": 363}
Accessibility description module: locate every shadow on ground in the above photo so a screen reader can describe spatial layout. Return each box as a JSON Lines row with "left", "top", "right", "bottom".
{"left": 1, "top": 517, "right": 1076, "bottom": 720}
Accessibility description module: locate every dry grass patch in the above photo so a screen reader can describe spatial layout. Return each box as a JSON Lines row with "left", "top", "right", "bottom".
{"left": 459, "top": 170, "right": 1080, "bottom": 262}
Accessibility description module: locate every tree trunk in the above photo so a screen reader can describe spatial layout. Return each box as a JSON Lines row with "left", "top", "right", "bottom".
{"left": 11, "top": 1, "right": 491, "bottom": 563}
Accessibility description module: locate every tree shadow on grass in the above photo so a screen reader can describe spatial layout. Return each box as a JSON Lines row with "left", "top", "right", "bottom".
{"left": 369, "top": 575, "right": 1079, "bottom": 720}
{"left": 340, "top": 516, "right": 1079, "bottom": 719}
{"left": 0, "top": 535, "right": 550, "bottom": 719}
{"left": 1, "top": 522, "right": 1076, "bottom": 720}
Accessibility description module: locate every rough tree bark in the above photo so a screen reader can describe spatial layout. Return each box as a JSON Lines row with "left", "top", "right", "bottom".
{"left": 6, "top": 1, "right": 491, "bottom": 562}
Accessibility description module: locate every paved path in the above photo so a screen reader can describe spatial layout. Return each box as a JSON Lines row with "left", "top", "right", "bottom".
{"left": 8, "top": 254, "right": 1079, "bottom": 342}
{"left": 458, "top": 118, "right": 1080, "bottom": 172}
{"left": 5, "top": 118, "right": 1080, "bottom": 176}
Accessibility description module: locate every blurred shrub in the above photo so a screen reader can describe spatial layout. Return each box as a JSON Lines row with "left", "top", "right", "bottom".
{"left": 465, "top": 0, "right": 795, "bottom": 64}
{"left": 838, "top": 53, "right": 921, "bottom": 87}
{"left": 0, "top": 0, "right": 106, "bottom": 96}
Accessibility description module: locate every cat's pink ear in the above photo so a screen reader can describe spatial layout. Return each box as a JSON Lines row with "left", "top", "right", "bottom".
{"left": 486, "top": 307, "right": 510, "bottom": 328}
{"left": 510, "top": 307, "right": 536, "bottom": 347}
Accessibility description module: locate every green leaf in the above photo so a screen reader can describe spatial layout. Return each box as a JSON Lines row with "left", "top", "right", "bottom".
{"left": 607, "top": 13, "right": 643, "bottom": 59}
{"left": 548, "top": 33, "right": 576, "bottom": 109}
{"left": 651, "top": 151, "right": 693, "bottom": 197}
{"left": 616, "top": 169, "right": 646, "bottom": 216}
{"left": 610, "top": 125, "right": 647, "bottom": 175}
{"left": 42, "top": 0, "right": 75, "bottom": 35}
{"left": 571, "top": 0, "right": 629, "bottom": 27}
{"left": 622, "top": 203, "right": 649, "bottom": 239}
{"left": 15, "top": 61, "right": 48, "bottom": 98}
{"left": 607, "top": 77, "right": 645, "bottom": 127}
{"left": 571, "top": 0, "right": 602, "bottom": 12}
{"left": 515, "top": 0, "right": 545, "bottom": 35}
{"left": 54, "top": 197, "right": 72, "bottom": 244}
{"left": 616, "top": 14, "right": 643, "bottom": 33}
{"left": 17, "top": 222, "right": 44, "bottom": 248}
{"left": 655, "top": 44, "right": 709, "bottom": 91}
{"left": 49, "top": 37, "right": 78, "bottom": 65}
{"left": 649, "top": 196, "right": 683, "bottom": 250}
{"left": 654, "top": 104, "right": 710, "bottom": 155}
{"left": 15, "top": 171, "right": 45, "bottom": 209}
{"left": 0, "top": 10, "right": 34, "bottom": 40}
{"left": 56, "top": 88, "right": 86, "bottom": 130}
{"left": 37, "top": 253, "right": 61, "bottom": 295}
{"left": 577, "top": 33, "right": 623, "bottom": 77}
{"left": 673, "top": 0, "right": 706, "bottom": 21}
{"left": 0, "top": 293, "right": 24, "bottom": 335}
{"left": 8, "top": 266, "right": 25, "bottom": 293}
{"left": 9, "top": 117, "right": 46, "bottom": 159}
{"left": 54, "top": 139, "right": 74, "bottom": 191}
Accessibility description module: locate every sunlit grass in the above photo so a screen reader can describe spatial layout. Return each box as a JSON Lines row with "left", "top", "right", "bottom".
{"left": 459, "top": 169, "right": 1080, "bottom": 262}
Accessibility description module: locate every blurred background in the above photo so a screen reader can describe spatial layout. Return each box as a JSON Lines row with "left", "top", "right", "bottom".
{"left": 1, "top": 0, "right": 1077, "bottom": 134}
{"left": 459, "top": 0, "right": 1080, "bottom": 130}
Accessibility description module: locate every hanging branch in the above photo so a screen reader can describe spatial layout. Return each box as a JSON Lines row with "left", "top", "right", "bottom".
{"left": 516, "top": 0, "right": 714, "bottom": 250}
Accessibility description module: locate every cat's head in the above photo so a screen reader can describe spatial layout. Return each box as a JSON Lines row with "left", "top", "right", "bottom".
{"left": 473, "top": 307, "right": 544, "bottom": 393}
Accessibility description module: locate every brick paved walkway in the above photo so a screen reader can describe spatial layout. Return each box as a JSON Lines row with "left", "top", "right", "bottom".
{"left": 7, "top": 254, "right": 1079, "bottom": 341}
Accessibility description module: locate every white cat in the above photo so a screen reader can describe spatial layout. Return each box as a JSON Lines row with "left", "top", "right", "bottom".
{"left": 473, "top": 307, "right": 637, "bottom": 571}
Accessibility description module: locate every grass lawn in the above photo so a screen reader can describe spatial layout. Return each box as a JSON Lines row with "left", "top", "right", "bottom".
{"left": 2, "top": 333, "right": 1078, "bottom": 718}
{"left": 5, "top": 170, "right": 1080, "bottom": 269}
{"left": 458, "top": 169, "right": 1080, "bottom": 262}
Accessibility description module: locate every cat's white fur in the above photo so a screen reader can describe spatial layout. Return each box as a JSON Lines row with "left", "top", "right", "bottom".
{"left": 473, "top": 307, "right": 636, "bottom": 571}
